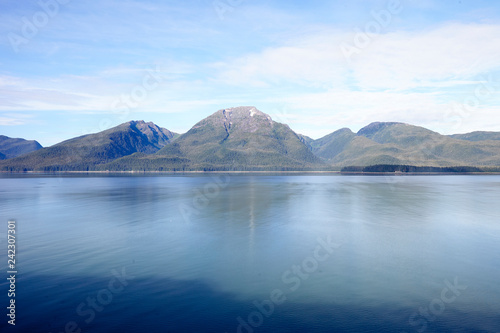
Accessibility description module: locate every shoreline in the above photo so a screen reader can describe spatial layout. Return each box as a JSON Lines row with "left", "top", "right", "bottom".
{"left": 2, "top": 170, "right": 500, "bottom": 175}
{"left": 0, "top": 170, "right": 341, "bottom": 174}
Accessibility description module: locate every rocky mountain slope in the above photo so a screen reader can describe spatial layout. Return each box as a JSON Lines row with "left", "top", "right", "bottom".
{"left": 106, "top": 107, "right": 325, "bottom": 171}
{"left": 0, "top": 121, "right": 177, "bottom": 171}
{"left": 0, "top": 135, "right": 42, "bottom": 159}
{"left": 3, "top": 107, "right": 500, "bottom": 171}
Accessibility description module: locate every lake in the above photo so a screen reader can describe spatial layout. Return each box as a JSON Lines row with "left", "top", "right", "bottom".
{"left": 0, "top": 174, "right": 499, "bottom": 332}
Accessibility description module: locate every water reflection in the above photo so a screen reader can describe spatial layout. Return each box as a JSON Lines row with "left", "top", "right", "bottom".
{"left": 0, "top": 174, "right": 499, "bottom": 332}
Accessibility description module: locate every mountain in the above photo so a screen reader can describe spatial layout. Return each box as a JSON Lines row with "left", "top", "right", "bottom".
{"left": 356, "top": 122, "right": 440, "bottom": 145}
{"left": 314, "top": 122, "right": 500, "bottom": 167}
{"left": 153, "top": 106, "right": 324, "bottom": 170}
{"left": 310, "top": 128, "right": 356, "bottom": 160}
{"left": 3, "top": 109, "right": 500, "bottom": 172}
{"left": 0, "top": 135, "right": 42, "bottom": 159}
{"left": 449, "top": 131, "right": 500, "bottom": 142}
{"left": 106, "top": 106, "right": 326, "bottom": 171}
{"left": 0, "top": 121, "right": 177, "bottom": 171}
{"left": 297, "top": 134, "right": 314, "bottom": 150}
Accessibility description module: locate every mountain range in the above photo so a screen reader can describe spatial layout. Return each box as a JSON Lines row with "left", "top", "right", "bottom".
{"left": 2, "top": 106, "right": 500, "bottom": 171}
{"left": 0, "top": 135, "right": 42, "bottom": 160}
{"left": 0, "top": 121, "right": 177, "bottom": 171}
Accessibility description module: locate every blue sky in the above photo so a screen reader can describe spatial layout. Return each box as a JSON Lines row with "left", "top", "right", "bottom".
{"left": 1, "top": 0, "right": 500, "bottom": 146}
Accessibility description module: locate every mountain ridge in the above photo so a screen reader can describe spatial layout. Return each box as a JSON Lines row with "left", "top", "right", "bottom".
{"left": 316, "top": 121, "right": 500, "bottom": 167}
{"left": 0, "top": 121, "right": 177, "bottom": 171}
{"left": 153, "top": 106, "right": 324, "bottom": 170}
{"left": 2, "top": 108, "right": 500, "bottom": 171}
{"left": 0, "top": 135, "right": 43, "bottom": 159}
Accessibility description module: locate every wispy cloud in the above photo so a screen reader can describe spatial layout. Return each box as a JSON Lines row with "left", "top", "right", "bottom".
{"left": 0, "top": 1, "right": 499, "bottom": 143}
{"left": 214, "top": 22, "right": 500, "bottom": 91}
{"left": 0, "top": 113, "right": 34, "bottom": 126}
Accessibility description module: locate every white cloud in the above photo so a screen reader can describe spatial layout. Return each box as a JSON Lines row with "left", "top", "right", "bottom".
{"left": 215, "top": 23, "right": 500, "bottom": 91}
{"left": 0, "top": 60, "right": 197, "bottom": 112}
{"left": 212, "top": 33, "right": 348, "bottom": 88}
{"left": 0, "top": 117, "right": 25, "bottom": 126}
{"left": 350, "top": 23, "right": 500, "bottom": 90}
{"left": 0, "top": 113, "right": 33, "bottom": 126}
{"left": 207, "top": 22, "right": 500, "bottom": 137}
{"left": 282, "top": 89, "right": 499, "bottom": 135}
{"left": 1, "top": 20, "right": 499, "bottom": 138}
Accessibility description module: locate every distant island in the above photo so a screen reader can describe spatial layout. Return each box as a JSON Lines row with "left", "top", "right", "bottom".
{"left": 2, "top": 106, "right": 500, "bottom": 172}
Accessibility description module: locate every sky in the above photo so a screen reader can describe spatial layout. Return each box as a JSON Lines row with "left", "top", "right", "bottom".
{"left": 0, "top": 0, "right": 500, "bottom": 146}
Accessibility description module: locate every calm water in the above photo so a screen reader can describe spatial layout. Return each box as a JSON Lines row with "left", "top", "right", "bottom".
{"left": 0, "top": 174, "right": 499, "bottom": 332}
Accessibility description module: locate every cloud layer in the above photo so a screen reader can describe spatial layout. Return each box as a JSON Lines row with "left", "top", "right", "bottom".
{"left": 0, "top": 0, "right": 499, "bottom": 144}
